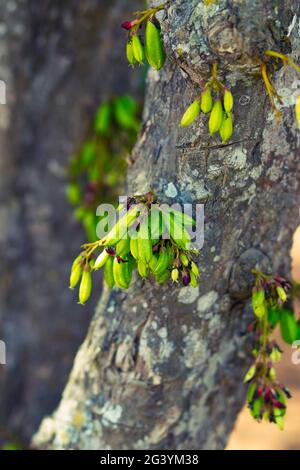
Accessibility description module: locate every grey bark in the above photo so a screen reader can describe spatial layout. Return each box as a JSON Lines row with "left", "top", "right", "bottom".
{"left": 0, "top": 0, "right": 141, "bottom": 443}
{"left": 33, "top": 0, "right": 300, "bottom": 449}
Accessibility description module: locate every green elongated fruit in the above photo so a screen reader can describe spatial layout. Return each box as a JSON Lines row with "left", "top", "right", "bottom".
{"left": 155, "top": 270, "right": 170, "bottom": 284}
{"left": 276, "top": 286, "right": 287, "bottom": 302}
{"left": 170, "top": 209, "right": 196, "bottom": 227}
{"left": 104, "top": 256, "right": 115, "bottom": 288}
{"left": 132, "top": 35, "right": 144, "bottom": 64}
{"left": 94, "top": 250, "right": 110, "bottom": 269}
{"left": 275, "top": 416, "right": 285, "bottom": 431}
{"left": 113, "top": 258, "right": 130, "bottom": 289}
{"left": 209, "top": 99, "right": 224, "bottom": 134}
{"left": 149, "top": 254, "right": 158, "bottom": 272}
{"left": 252, "top": 289, "right": 266, "bottom": 319}
{"left": 79, "top": 268, "right": 92, "bottom": 305}
{"left": 280, "top": 310, "right": 299, "bottom": 344}
{"left": 130, "top": 237, "right": 139, "bottom": 260}
{"left": 251, "top": 396, "right": 264, "bottom": 419}
{"left": 190, "top": 271, "right": 198, "bottom": 288}
{"left": 122, "top": 257, "right": 134, "bottom": 285}
{"left": 200, "top": 87, "right": 213, "bottom": 114}
{"left": 247, "top": 383, "right": 257, "bottom": 403}
{"left": 161, "top": 212, "right": 191, "bottom": 249}
{"left": 244, "top": 364, "right": 256, "bottom": 383}
{"left": 223, "top": 89, "right": 234, "bottom": 113}
{"left": 138, "top": 260, "right": 149, "bottom": 278}
{"left": 180, "top": 100, "right": 200, "bottom": 127}
{"left": 116, "top": 238, "right": 131, "bottom": 257}
{"left": 71, "top": 254, "right": 84, "bottom": 271}
{"left": 153, "top": 248, "right": 170, "bottom": 275}
{"left": 137, "top": 222, "right": 153, "bottom": 264}
{"left": 101, "top": 205, "right": 140, "bottom": 247}
{"left": 145, "top": 20, "right": 166, "bottom": 70}
{"left": 149, "top": 207, "right": 164, "bottom": 239}
{"left": 180, "top": 253, "right": 189, "bottom": 267}
{"left": 219, "top": 112, "right": 233, "bottom": 143}
{"left": 126, "top": 40, "right": 136, "bottom": 66}
{"left": 191, "top": 261, "right": 199, "bottom": 277}
{"left": 69, "top": 263, "right": 83, "bottom": 289}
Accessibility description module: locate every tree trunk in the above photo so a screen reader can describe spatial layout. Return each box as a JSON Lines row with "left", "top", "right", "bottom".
{"left": 0, "top": 0, "right": 141, "bottom": 443}
{"left": 33, "top": 0, "right": 300, "bottom": 449}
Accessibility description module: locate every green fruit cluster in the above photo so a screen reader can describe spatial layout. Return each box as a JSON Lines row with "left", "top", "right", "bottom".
{"left": 69, "top": 193, "right": 200, "bottom": 304}
{"left": 126, "top": 20, "right": 166, "bottom": 71}
{"left": 180, "top": 64, "right": 234, "bottom": 144}
{"left": 244, "top": 271, "right": 300, "bottom": 429}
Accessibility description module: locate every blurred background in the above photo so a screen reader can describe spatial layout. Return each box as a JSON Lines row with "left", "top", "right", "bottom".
{"left": 0, "top": 0, "right": 299, "bottom": 450}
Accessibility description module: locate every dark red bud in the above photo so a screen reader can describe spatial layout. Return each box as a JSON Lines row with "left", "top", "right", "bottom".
{"left": 255, "top": 386, "right": 264, "bottom": 398}
{"left": 121, "top": 20, "right": 137, "bottom": 30}
{"left": 182, "top": 269, "right": 191, "bottom": 286}
{"left": 264, "top": 390, "right": 271, "bottom": 403}
{"left": 106, "top": 247, "right": 116, "bottom": 256}
{"left": 272, "top": 399, "right": 286, "bottom": 409}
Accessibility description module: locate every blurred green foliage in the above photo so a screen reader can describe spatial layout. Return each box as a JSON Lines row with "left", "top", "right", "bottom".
{"left": 67, "top": 95, "right": 141, "bottom": 241}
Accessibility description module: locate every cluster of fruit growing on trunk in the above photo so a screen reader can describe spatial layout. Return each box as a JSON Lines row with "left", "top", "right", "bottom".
{"left": 180, "top": 63, "right": 234, "bottom": 143}
{"left": 262, "top": 50, "right": 300, "bottom": 128}
{"left": 122, "top": 3, "right": 166, "bottom": 71}
{"left": 245, "top": 270, "right": 300, "bottom": 429}
{"left": 69, "top": 192, "right": 199, "bottom": 305}
{"left": 66, "top": 96, "right": 140, "bottom": 241}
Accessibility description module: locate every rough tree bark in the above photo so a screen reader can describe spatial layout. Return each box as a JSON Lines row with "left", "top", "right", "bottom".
{"left": 34, "top": 0, "right": 300, "bottom": 449}
{"left": 0, "top": 0, "right": 141, "bottom": 442}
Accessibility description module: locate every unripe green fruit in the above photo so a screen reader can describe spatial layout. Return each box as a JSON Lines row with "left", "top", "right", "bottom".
{"left": 180, "top": 253, "right": 189, "bottom": 267}
{"left": 130, "top": 237, "right": 139, "bottom": 260}
{"left": 252, "top": 289, "right": 267, "bottom": 319}
{"left": 209, "top": 99, "right": 224, "bottom": 134}
{"left": 69, "top": 263, "right": 82, "bottom": 289}
{"left": 149, "top": 254, "right": 158, "bottom": 272}
{"left": 116, "top": 238, "right": 131, "bottom": 258}
{"left": 79, "top": 268, "right": 92, "bottom": 305}
{"left": 200, "top": 87, "right": 213, "bottom": 114}
{"left": 180, "top": 100, "right": 200, "bottom": 127}
{"left": 94, "top": 250, "right": 110, "bottom": 269}
{"left": 132, "top": 35, "right": 145, "bottom": 64}
{"left": 219, "top": 112, "right": 233, "bottom": 143}
{"left": 104, "top": 256, "right": 115, "bottom": 288}
{"left": 113, "top": 258, "right": 130, "bottom": 289}
{"left": 137, "top": 223, "right": 152, "bottom": 263}
{"left": 126, "top": 40, "right": 136, "bottom": 66}
{"left": 190, "top": 271, "right": 198, "bottom": 288}
{"left": 153, "top": 249, "right": 170, "bottom": 275}
{"left": 223, "top": 89, "right": 234, "bottom": 113}
{"left": 191, "top": 261, "right": 199, "bottom": 277}
{"left": 138, "top": 260, "right": 149, "bottom": 278}
{"left": 145, "top": 20, "right": 166, "bottom": 70}
{"left": 276, "top": 286, "right": 287, "bottom": 302}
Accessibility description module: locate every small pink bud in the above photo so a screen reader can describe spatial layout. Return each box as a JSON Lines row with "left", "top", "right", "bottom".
{"left": 121, "top": 20, "right": 138, "bottom": 30}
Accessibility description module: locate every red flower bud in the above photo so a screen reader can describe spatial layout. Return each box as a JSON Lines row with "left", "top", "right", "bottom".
{"left": 272, "top": 399, "right": 285, "bottom": 409}
{"left": 121, "top": 20, "right": 138, "bottom": 30}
